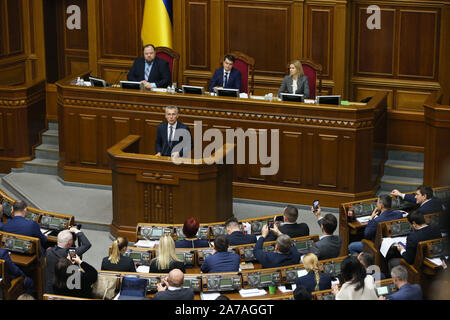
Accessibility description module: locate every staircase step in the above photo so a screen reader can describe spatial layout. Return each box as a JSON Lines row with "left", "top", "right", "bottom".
{"left": 387, "top": 150, "right": 424, "bottom": 163}
{"left": 379, "top": 175, "right": 422, "bottom": 194}
{"left": 35, "top": 144, "right": 59, "bottom": 161}
{"left": 42, "top": 130, "right": 59, "bottom": 145}
{"left": 22, "top": 159, "right": 58, "bottom": 175}
{"left": 384, "top": 160, "right": 423, "bottom": 179}
{"left": 48, "top": 121, "right": 59, "bottom": 131}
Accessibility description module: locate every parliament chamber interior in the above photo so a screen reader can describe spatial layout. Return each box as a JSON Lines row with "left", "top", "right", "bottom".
{"left": 0, "top": 0, "right": 449, "bottom": 304}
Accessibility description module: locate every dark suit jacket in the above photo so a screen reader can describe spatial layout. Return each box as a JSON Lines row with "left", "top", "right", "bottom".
{"left": 175, "top": 239, "right": 209, "bottom": 248}
{"left": 265, "top": 222, "right": 310, "bottom": 242}
{"left": 101, "top": 254, "right": 136, "bottom": 272}
{"left": 44, "top": 232, "right": 92, "bottom": 293}
{"left": 0, "top": 216, "right": 47, "bottom": 250}
{"left": 389, "top": 283, "right": 422, "bottom": 300}
{"left": 0, "top": 248, "right": 27, "bottom": 280}
{"left": 155, "top": 121, "right": 192, "bottom": 157}
{"left": 298, "top": 218, "right": 342, "bottom": 260}
{"left": 149, "top": 258, "right": 186, "bottom": 273}
{"left": 404, "top": 194, "right": 443, "bottom": 214}
{"left": 364, "top": 210, "right": 404, "bottom": 242}
{"left": 226, "top": 231, "right": 257, "bottom": 246}
{"left": 277, "top": 75, "right": 310, "bottom": 99}
{"left": 153, "top": 287, "right": 194, "bottom": 300}
{"left": 127, "top": 57, "right": 171, "bottom": 88}
{"left": 296, "top": 270, "right": 332, "bottom": 292}
{"left": 200, "top": 251, "right": 240, "bottom": 273}
{"left": 402, "top": 225, "right": 442, "bottom": 264}
{"left": 253, "top": 237, "right": 300, "bottom": 268}
{"left": 208, "top": 68, "right": 242, "bottom": 92}
{"left": 53, "top": 261, "right": 98, "bottom": 299}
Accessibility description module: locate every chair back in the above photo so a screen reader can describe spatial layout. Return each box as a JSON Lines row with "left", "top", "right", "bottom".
{"left": 155, "top": 46, "right": 180, "bottom": 85}
{"left": 298, "top": 59, "right": 323, "bottom": 99}
{"left": 222, "top": 51, "right": 255, "bottom": 94}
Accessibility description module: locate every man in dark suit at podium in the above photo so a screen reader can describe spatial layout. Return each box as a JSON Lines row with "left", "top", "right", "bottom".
{"left": 209, "top": 54, "right": 242, "bottom": 92}
{"left": 155, "top": 106, "right": 191, "bottom": 157}
{"left": 127, "top": 44, "right": 171, "bottom": 89}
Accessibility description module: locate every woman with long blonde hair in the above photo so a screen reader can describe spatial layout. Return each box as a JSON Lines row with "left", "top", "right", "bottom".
{"left": 296, "top": 253, "right": 332, "bottom": 292}
{"left": 150, "top": 235, "right": 186, "bottom": 273}
{"left": 277, "top": 60, "right": 310, "bottom": 98}
{"left": 101, "top": 236, "right": 136, "bottom": 272}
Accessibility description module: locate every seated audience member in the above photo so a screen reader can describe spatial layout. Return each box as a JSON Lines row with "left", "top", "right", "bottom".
{"left": 175, "top": 217, "right": 210, "bottom": 248}
{"left": 44, "top": 228, "right": 92, "bottom": 293}
{"left": 379, "top": 265, "right": 422, "bottom": 300}
{"left": 209, "top": 54, "right": 242, "bottom": 92}
{"left": 357, "top": 251, "right": 386, "bottom": 281}
{"left": 225, "top": 217, "right": 257, "bottom": 245}
{"left": 296, "top": 206, "right": 341, "bottom": 260}
{"left": 253, "top": 225, "right": 300, "bottom": 268}
{"left": 150, "top": 235, "right": 185, "bottom": 273}
{"left": 277, "top": 60, "right": 310, "bottom": 98}
{"left": 348, "top": 195, "right": 403, "bottom": 255}
{"left": 391, "top": 185, "right": 443, "bottom": 215}
{"left": 200, "top": 235, "right": 240, "bottom": 273}
{"left": 296, "top": 253, "right": 332, "bottom": 292}
{"left": 17, "top": 293, "right": 35, "bottom": 300}
{"left": 333, "top": 256, "right": 378, "bottom": 300}
{"left": 127, "top": 44, "right": 171, "bottom": 88}
{"left": 0, "top": 200, "right": 47, "bottom": 251}
{"left": 265, "top": 205, "right": 309, "bottom": 241}
{"left": 293, "top": 285, "right": 313, "bottom": 300}
{"left": 215, "top": 295, "right": 230, "bottom": 300}
{"left": 52, "top": 254, "right": 97, "bottom": 298}
{"left": 101, "top": 237, "right": 136, "bottom": 272}
{"left": 0, "top": 247, "right": 34, "bottom": 292}
{"left": 388, "top": 210, "right": 442, "bottom": 273}
{"left": 154, "top": 269, "right": 194, "bottom": 300}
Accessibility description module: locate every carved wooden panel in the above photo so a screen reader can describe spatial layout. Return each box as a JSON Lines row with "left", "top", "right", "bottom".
{"left": 186, "top": 0, "right": 209, "bottom": 70}
{"left": 143, "top": 119, "right": 161, "bottom": 155}
{"left": 339, "top": 135, "right": 353, "bottom": 191}
{"left": 317, "top": 134, "right": 338, "bottom": 188}
{"left": 306, "top": 6, "right": 333, "bottom": 78}
{"left": 6, "top": 0, "right": 24, "bottom": 54}
{"left": 79, "top": 114, "right": 98, "bottom": 165}
{"left": 0, "top": 62, "right": 25, "bottom": 85}
{"left": 398, "top": 9, "right": 438, "bottom": 79}
{"left": 281, "top": 131, "right": 302, "bottom": 185}
{"left": 143, "top": 183, "right": 174, "bottom": 223}
{"left": 356, "top": 7, "right": 395, "bottom": 76}
{"left": 111, "top": 117, "right": 131, "bottom": 147}
{"left": 225, "top": 2, "right": 290, "bottom": 76}
{"left": 304, "top": 132, "right": 314, "bottom": 187}
{"left": 99, "top": 115, "right": 110, "bottom": 166}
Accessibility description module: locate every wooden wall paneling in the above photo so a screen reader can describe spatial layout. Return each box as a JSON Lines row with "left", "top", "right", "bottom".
{"left": 398, "top": 8, "right": 439, "bottom": 80}
{"left": 0, "top": 61, "right": 26, "bottom": 85}
{"left": 339, "top": 134, "right": 354, "bottom": 192}
{"left": 99, "top": 115, "right": 110, "bottom": 167}
{"left": 316, "top": 133, "right": 338, "bottom": 188}
{"left": 143, "top": 119, "right": 161, "bottom": 155}
{"left": 0, "top": 112, "right": 4, "bottom": 151}
{"left": 439, "top": 4, "right": 450, "bottom": 97}
{"left": 387, "top": 110, "right": 425, "bottom": 152}
{"left": 396, "top": 89, "right": 431, "bottom": 111}
{"left": 354, "top": 85, "right": 394, "bottom": 109}
{"left": 280, "top": 130, "right": 302, "bottom": 186}
{"left": 66, "top": 112, "right": 79, "bottom": 164}
{"left": 111, "top": 116, "right": 131, "bottom": 150}
{"left": 7, "top": 0, "right": 24, "bottom": 55}
{"left": 0, "top": 0, "right": 5, "bottom": 55}
{"left": 78, "top": 114, "right": 98, "bottom": 165}
{"left": 333, "top": 0, "right": 348, "bottom": 97}
{"left": 290, "top": 0, "right": 303, "bottom": 61}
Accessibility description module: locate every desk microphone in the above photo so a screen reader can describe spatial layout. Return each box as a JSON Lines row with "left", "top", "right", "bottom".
{"left": 113, "top": 71, "right": 124, "bottom": 87}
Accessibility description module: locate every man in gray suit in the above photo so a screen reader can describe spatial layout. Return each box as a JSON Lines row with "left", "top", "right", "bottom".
{"left": 154, "top": 269, "right": 194, "bottom": 300}
{"left": 298, "top": 206, "right": 342, "bottom": 260}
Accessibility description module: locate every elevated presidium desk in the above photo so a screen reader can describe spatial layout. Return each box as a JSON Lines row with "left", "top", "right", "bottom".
{"left": 57, "top": 73, "right": 388, "bottom": 236}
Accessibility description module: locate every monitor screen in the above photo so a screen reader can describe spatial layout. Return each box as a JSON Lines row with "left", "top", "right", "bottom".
{"left": 400, "top": 223, "right": 411, "bottom": 232}
{"left": 151, "top": 228, "right": 163, "bottom": 237}
{"left": 14, "top": 239, "right": 25, "bottom": 248}
{"left": 120, "top": 81, "right": 142, "bottom": 90}
{"left": 129, "top": 252, "right": 142, "bottom": 260}
{"left": 89, "top": 76, "right": 107, "bottom": 87}
{"left": 295, "top": 241, "right": 307, "bottom": 250}
{"left": 219, "top": 278, "right": 232, "bottom": 286}
{"left": 176, "top": 253, "right": 185, "bottom": 260}
{"left": 317, "top": 95, "right": 341, "bottom": 106}
{"left": 280, "top": 93, "right": 304, "bottom": 103}
{"left": 376, "top": 286, "right": 389, "bottom": 296}
{"left": 182, "top": 85, "right": 204, "bottom": 95}
{"left": 216, "top": 88, "right": 239, "bottom": 97}
{"left": 260, "top": 274, "right": 272, "bottom": 283}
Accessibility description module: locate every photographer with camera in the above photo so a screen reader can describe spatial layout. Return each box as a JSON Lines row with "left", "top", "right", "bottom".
{"left": 44, "top": 225, "right": 92, "bottom": 293}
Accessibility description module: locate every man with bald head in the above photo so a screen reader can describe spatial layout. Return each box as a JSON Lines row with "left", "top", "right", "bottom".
{"left": 154, "top": 269, "right": 194, "bottom": 300}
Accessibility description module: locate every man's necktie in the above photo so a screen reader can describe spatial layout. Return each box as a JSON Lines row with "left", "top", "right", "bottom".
{"left": 169, "top": 125, "right": 173, "bottom": 143}
{"left": 145, "top": 63, "right": 150, "bottom": 81}
{"left": 224, "top": 72, "right": 229, "bottom": 88}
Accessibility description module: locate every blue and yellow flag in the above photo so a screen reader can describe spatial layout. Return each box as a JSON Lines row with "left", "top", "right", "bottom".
{"left": 141, "top": 0, "right": 173, "bottom": 48}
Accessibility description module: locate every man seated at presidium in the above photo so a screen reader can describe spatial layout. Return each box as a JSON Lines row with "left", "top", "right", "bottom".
{"left": 209, "top": 54, "right": 242, "bottom": 92}
{"left": 127, "top": 44, "right": 171, "bottom": 89}
{"left": 155, "top": 106, "right": 191, "bottom": 158}
{"left": 277, "top": 60, "right": 310, "bottom": 99}
{"left": 391, "top": 185, "right": 443, "bottom": 215}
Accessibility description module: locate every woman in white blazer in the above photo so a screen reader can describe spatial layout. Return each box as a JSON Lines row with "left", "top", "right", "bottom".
{"left": 277, "top": 60, "right": 310, "bottom": 98}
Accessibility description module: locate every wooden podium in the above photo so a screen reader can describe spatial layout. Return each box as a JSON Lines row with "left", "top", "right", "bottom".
{"left": 107, "top": 135, "right": 234, "bottom": 240}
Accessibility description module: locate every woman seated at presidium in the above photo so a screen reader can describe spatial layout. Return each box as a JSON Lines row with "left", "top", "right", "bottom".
{"left": 150, "top": 235, "right": 186, "bottom": 273}
{"left": 175, "top": 217, "right": 210, "bottom": 248}
{"left": 277, "top": 60, "right": 310, "bottom": 99}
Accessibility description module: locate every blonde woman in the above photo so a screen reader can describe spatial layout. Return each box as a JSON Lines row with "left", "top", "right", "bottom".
{"left": 101, "top": 237, "right": 136, "bottom": 272}
{"left": 150, "top": 235, "right": 186, "bottom": 273}
{"left": 296, "top": 253, "right": 332, "bottom": 292}
{"left": 277, "top": 60, "right": 310, "bottom": 98}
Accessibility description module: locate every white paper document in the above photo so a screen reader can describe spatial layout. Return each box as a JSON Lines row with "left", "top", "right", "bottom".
{"left": 380, "top": 236, "right": 407, "bottom": 257}
{"left": 151, "top": 88, "right": 167, "bottom": 92}
{"left": 356, "top": 216, "right": 371, "bottom": 224}
{"left": 134, "top": 240, "right": 158, "bottom": 248}
{"left": 278, "top": 285, "right": 296, "bottom": 293}
{"left": 200, "top": 292, "right": 221, "bottom": 300}
{"left": 304, "top": 99, "right": 316, "bottom": 104}
{"left": 239, "top": 288, "right": 267, "bottom": 298}
{"left": 239, "top": 93, "right": 249, "bottom": 99}
{"left": 249, "top": 95, "right": 266, "bottom": 100}
{"left": 426, "top": 257, "right": 444, "bottom": 266}
{"left": 136, "top": 265, "right": 150, "bottom": 273}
